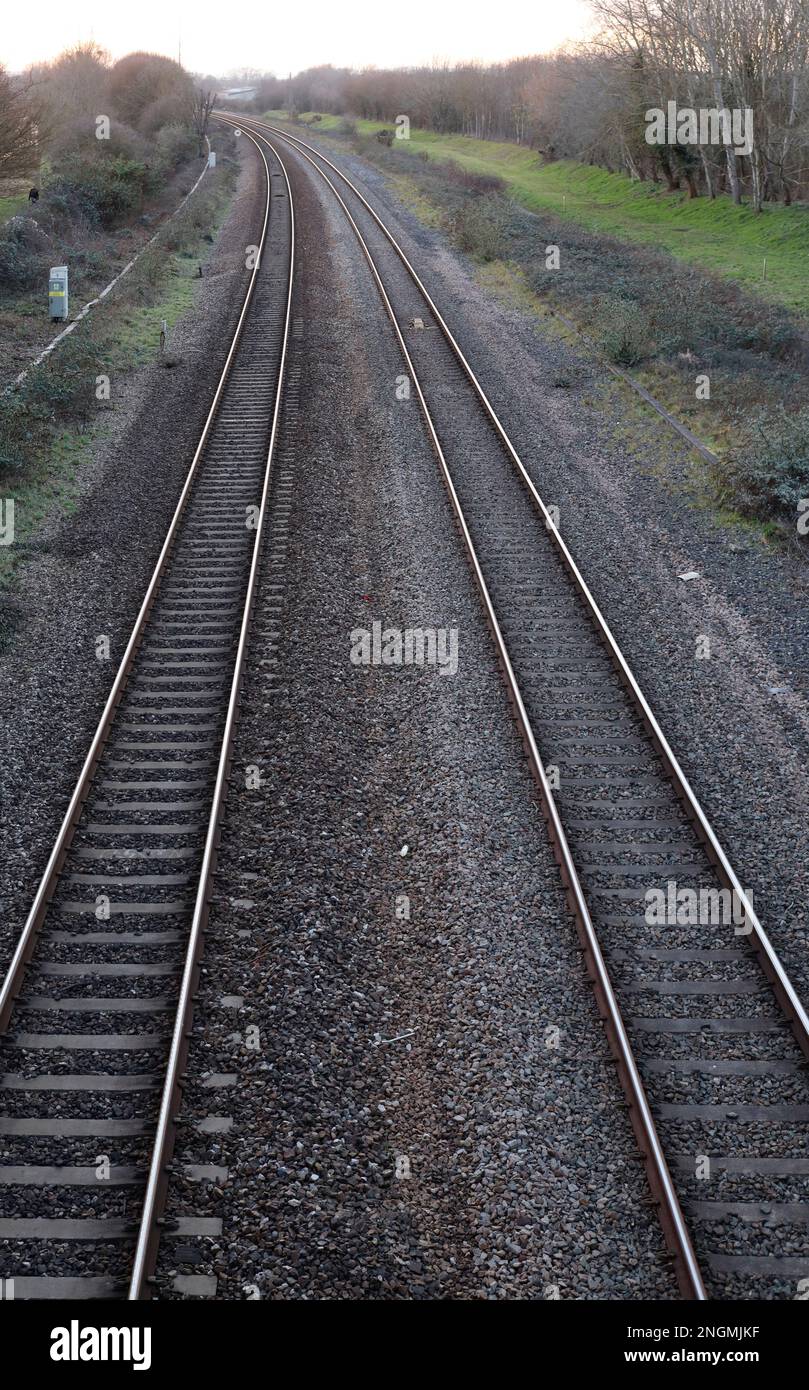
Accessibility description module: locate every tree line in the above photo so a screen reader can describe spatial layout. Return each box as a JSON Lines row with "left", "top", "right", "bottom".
{"left": 239, "top": 0, "right": 809, "bottom": 209}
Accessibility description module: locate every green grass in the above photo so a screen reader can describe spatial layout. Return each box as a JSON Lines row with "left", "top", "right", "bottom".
{"left": 0, "top": 178, "right": 29, "bottom": 223}
{"left": 109, "top": 250, "right": 203, "bottom": 366}
{"left": 0, "top": 428, "right": 93, "bottom": 594}
{"left": 270, "top": 112, "right": 809, "bottom": 316}
{"left": 0, "top": 193, "right": 26, "bottom": 221}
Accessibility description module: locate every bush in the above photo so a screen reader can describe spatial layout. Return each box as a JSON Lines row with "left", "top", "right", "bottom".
{"left": 434, "top": 159, "right": 505, "bottom": 195}
{"left": 447, "top": 195, "right": 507, "bottom": 261}
{"left": 48, "top": 118, "right": 148, "bottom": 165}
{"left": 124, "top": 243, "right": 164, "bottom": 303}
{"left": 154, "top": 122, "right": 197, "bottom": 174}
{"left": 0, "top": 216, "right": 52, "bottom": 290}
{"left": 588, "top": 296, "right": 655, "bottom": 367}
{"left": 140, "top": 94, "right": 192, "bottom": 136}
{"left": 0, "top": 334, "right": 98, "bottom": 477}
{"left": 160, "top": 179, "right": 217, "bottom": 254}
{"left": 108, "top": 52, "right": 193, "bottom": 132}
{"left": 46, "top": 153, "right": 151, "bottom": 225}
{"left": 724, "top": 407, "right": 809, "bottom": 524}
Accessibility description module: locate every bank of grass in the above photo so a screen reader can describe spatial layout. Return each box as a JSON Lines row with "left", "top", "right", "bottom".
{"left": 0, "top": 158, "right": 236, "bottom": 595}
{"left": 271, "top": 111, "right": 809, "bottom": 316}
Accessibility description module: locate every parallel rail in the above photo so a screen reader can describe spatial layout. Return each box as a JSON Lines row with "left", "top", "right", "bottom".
{"left": 228, "top": 114, "right": 809, "bottom": 1301}
{"left": 0, "top": 129, "right": 294, "bottom": 1300}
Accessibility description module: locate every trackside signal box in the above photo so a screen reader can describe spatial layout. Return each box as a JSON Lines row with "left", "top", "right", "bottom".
{"left": 49, "top": 265, "right": 69, "bottom": 321}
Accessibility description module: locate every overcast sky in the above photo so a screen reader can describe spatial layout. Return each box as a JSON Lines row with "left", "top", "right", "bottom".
{"left": 4, "top": 0, "right": 593, "bottom": 74}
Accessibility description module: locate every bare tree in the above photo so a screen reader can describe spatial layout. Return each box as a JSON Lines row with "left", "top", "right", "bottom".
{"left": 191, "top": 86, "right": 217, "bottom": 157}
{"left": 0, "top": 66, "right": 44, "bottom": 180}
{"left": 246, "top": 9, "right": 809, "bottom": 207}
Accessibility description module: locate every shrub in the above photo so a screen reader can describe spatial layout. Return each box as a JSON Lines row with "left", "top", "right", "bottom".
{"left": 48, "top": 118, "right": 148, "bottom": 165}
{"left": 0, "top": 216, "right": 52, "bottom": 290}
{"left": 108, "top": 52, "right": 193, "bottom": 132}
{"left": 124, "top": 243, "right": 164, "bottom": 302}
{"left": 433, "top": 159, "right": 505, "bottom": 195}
{"left": 140, "top": 93, "right": 192, "bottom": 136}
{"left": 46, "top": 153, "right": 150, "bottom": 225}
{"left": 154, "top": 122, "right": 197, "bottom": 174}
{"left": 0, "top": 334, "right": 98, "bottom": 477}
{"left": 588, "top": 296, "right": 655, "bottom": 367}
{"left": 724, "top": 407, "right": 809, "bottom": 524}
{"left": 160, "top": 178, "right": 218, "bottom": 254}
{"left": 447, "top": 195, "right": 506, "bottom": 261}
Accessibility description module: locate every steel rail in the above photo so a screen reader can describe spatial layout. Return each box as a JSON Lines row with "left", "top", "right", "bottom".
{"left": 0, "top": 127, "right": 273, "bottom": 1035}
{"left": 127, "top": 137, "right": 295, "bottom": 1298}
{"left": 250, "top": 115, "right": 809, "bottom": 1289}
{"left": 241, "top": 117, "right": 809, "bottom": 1072}
{"left": 233, "top": 116, "right": 809, "bottom": 1050}
{"left": 0, "top": 128, "right": 292, "bottom": 1301}
{"left": 227, "top": 116, "right": 707, "bottom": 1301}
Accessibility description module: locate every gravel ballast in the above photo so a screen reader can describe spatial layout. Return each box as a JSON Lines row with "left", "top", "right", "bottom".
{"left": 153, "top": 142, "right": 675, "bottom": 1301}
{"left": 300, "top": 133, "right": 809, "bottom": 1007}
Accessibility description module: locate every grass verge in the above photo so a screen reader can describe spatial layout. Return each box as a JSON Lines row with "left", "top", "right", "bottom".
{"left": 271, "top": 112, "right": 809, "bottom": 316}
{"left": 0, "top": 156, "right": 237, "bottom": 597}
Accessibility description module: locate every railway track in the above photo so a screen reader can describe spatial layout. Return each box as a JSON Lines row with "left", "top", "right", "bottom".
{"left": 0, "top": 129, "right": 294, "bottom": 1300}
{"left": 223, "top": 115, "right": 809, "bottom": 1301}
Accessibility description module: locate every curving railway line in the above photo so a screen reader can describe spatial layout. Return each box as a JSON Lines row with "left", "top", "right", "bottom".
{"left": 1, "top": 110, "right": 807, "bottom": 1303}
{"left": 217, "top": 115, "right": 809, "bottom": 1302}
{"left": 0, "top": 128, "right": 294, "bottom": 1299}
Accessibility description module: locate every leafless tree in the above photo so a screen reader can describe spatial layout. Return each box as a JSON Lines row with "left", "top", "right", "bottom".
{"left": 242, "top": 7, "right": 809, "bottom": 207}
{"left": 191, "top": 87, "right": 217, "bottom": 157}
{"left": 0, "top": 66, "right": 44, "bottom": 180}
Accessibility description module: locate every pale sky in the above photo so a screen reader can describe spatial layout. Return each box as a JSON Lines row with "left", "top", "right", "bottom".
{"left": 3, "top": 0, "right": 592, "bottom": 75}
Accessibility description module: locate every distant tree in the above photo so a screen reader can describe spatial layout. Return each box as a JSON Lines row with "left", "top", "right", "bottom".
{"left": 252, "top": 74, "right": 286, "bottom": 113}
{"left": 41, "top": 42, "right": 109, "bottom": 127}
{"left": 108, "top": 52, "right": 193, "bottom": 132}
